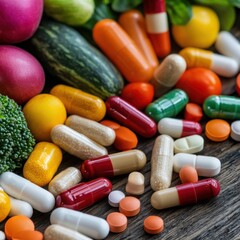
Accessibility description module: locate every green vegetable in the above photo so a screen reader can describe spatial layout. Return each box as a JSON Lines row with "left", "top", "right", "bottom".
{"left": 0, "top": 95, "right": 35, "bottom": 174}
{"left": 228, "top": 0, "right": 240, "bottom": 8}
{"left": 111, "top": 0, "right": 142, "bottom": 12}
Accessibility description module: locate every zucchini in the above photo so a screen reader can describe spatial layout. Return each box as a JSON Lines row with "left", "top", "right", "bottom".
{"left": 31, "top": 19, "right": 124, "bottom": 99}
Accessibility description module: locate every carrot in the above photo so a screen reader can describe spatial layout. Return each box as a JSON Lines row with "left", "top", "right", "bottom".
{"left": 184, "top": 103, "right": 203, "bottom": 122}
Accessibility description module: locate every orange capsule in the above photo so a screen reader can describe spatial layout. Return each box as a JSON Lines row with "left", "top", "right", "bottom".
{"left": 93, "top": 19, "right": 154, "bottom": 83}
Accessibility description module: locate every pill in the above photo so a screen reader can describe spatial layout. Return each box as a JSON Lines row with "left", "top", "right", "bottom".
{"left": 56, "top": 177, "right": 112, "bottom": 210}
{"left": 44, "top": 224, "right": 92, "bottom": 240}
{"left": 145, "top": 89, "right": 188, "bottom": 122}
{"left": 93, "top": 19, "right": 153, "bottom": 83}
{"left": 0, "top": 172, "right": 55, "bottom": 213}
{"left": 143, "top": 215, "right": 164, "bottom": 234}
{"left": 205, "top": 119, "right": 231, "bottom": 142}
{"left": 151, "top": 178, "right": 220, "bottom": 210}
{"left": 0, "top": 231, "right": 5, "bottom": 240}
{"left": 100, "top": 119, "right": 121, "bottom": 130}
{"left": 12, "top": 230, "right": 43, "bottom": 240}
{"left": 184, "top": 103, "right": 203, "bottom": 122}
{"left": 108, "top": 190, "right": 126, "bottom": 207}
{"left": 125, "top": 172, "right": 145, "bottom": 195}
{"left": 179, "top": 166, "right": 198, "bottom": 184}
{"left": 179, "top": 47, "right": 239, "bottom": 77}
{"left": 9, "top": 197, "right": 33, "bottom": 218}
{"left": 50, "top": 207, "right": 110, "bottom": 239}
{"left": 174, "top": 135, "right": 204, "bottom": 154}
{"left": 80, "top": 150, "right": 146, "bottom": 179}
{"left": 150, "top": 135, "right": 174, "bottom": 191}
{"left": 143, "top": 0, "right": 171, "bottom": 57}
{"left": 230, "top": 120, "right": 240, "bottom": 141}
{"left": 48, "top": 167, "right": 82, "bottom": 196}
{"left": 106, "top": 212, "right": 128, "bottom": 233}
{"left": 173, "top": 153, "right": 221, "bottom": 177}
{"left": 150, "top": 54, "right": 186, "bottom": 97}
{"left": 23, "top": 142, "right": 62, "bottom": 187}
{"left": 119, "top": 196, "right": 141, "bottom": 217}
{"left": 0, "top": 188, "right": 10, "bottom": 222}
{"left": 203, "top": 95, "right": 240, "bottom": 120}
{"left": 65, "top": 115, "right": 116, "bottom": 147}
{"left": 237, "top": 73, "right": 240, "bottom": 96}
{"left": 51, "top": 124, "right": 108, "bottom": 160}
{"left": 106, "top": 96, "right": 157, "bottom": 138}
{"left": 158, "top": 117, "right": 202, "bottom": 138}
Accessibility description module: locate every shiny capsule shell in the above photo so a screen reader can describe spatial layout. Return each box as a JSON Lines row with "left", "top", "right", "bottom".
{"left": 9, "top": 197, "right": 33, "bottom": 218}
{"left": 0, "top": 189, "right": 11, "bottom": 222}
{"left": 23, "top": 142, "right": 63, "bottom": 187}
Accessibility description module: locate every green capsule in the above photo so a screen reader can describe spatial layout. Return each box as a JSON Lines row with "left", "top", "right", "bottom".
{"left": 145, "top": 89, "right": 189, "bottom": 122}
{"left": 203, "top": 95, "right": 240, "bottom": 120}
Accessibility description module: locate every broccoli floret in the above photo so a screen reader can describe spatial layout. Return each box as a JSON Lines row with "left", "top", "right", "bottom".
{"left": 0, "top": 94, "right": 35, "bottom": 173}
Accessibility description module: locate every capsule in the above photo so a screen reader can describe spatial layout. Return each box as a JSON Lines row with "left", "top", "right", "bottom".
{"left": 150, "top": 54, "right": 186, "bottom": 97}
{"left": 93, "top": 19, "right": 153, "bottom": 83}
{"left": 150, "top": 135, "right": 174, "bottom": 191}
{"left": 203, "top": 95, "right": 240, "bottom": 120}
{"left": 56, "top": 178, "right": 112, "bottom": 210}
{"left": 173, "top": 153, "right": 221, "bottom": 177}
{"left": 143, "top": 0, "right": 171, "bottom": 57}
{"left": 179, "top": 47, "right": 239, "bottom": 77}
{"left": 145, "top": 89, "right": 189, "bottom": 122}
{"left": 50, "top": 207, "right": 110, "bottom": 239}
{"left": 51, "top": 124, "right": 108, "bottom": 160}
{"left": 0, "top": 231, "right": 5, "bottom": 240}
{"left": 0, "top": 188, "right": 11, "bottom": 222}
{"left": 80, "top": 150, "right": 146, "bottom": 179}
{"left": 9, "top": 197, "right": 33, "bottom": 218}
{"left": 126, "top": 172, "right": 145, "bottom": 195}
{"left": 151, "top": 178, "right": 220, "bottom": 210}
{"left": 230, "top": 120, "right": 240, "bottom": 141}
{"left": 158, "top": 117, "right": 202, "bottom": 138}
{"left": 0, "top": 172, "right": 55, "bottom": 213}
{"left": 106, "top": 96, "right": 157, "bottom": 138}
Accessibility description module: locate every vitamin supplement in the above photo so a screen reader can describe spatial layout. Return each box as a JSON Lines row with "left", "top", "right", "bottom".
{"left": 150, "top": 54, "right": 186, "bottom": 97}
{"left": 119, "top": 196, "right": 141, "bottom": 217}
{"left": 108, "top": 190, "right": 126, "bottom": 208}
{"left": 173, "top": 153, "right": 221, "bottom": 177}
{"left": 9, "top": 197, "right": 33, "bottom": 218}
{"left": 143, "top": 0, "right": 171, "bottom": 57}
{"left": 118, "top": 10, "right": 158, "bottom": 70}
{"left": 12, "top": 230, "right": 43, "bottom": 240}
{"left": 125, "top": 171, "right": 145, "bottom": 195}
{"left": 100, "top": 120, "right": 120, "bottom": 130}
{"left": 48, "top": 167, "right": 82, "bottom": 196}
{"left": 65, "top": 115, "right": 116, "bottom": 147}
{"left": 93, "top": 19, "right": 153, "bottom": 83}
{"left": 56, "top": 178, "right": 112, "bottom": 210}
{"left": 145, "top": 89, "right": 188, "bottom": 122}
{"left": 106, "top": 96, "right": 157, "bottom": 138}
{"left": 0, "top": 172, "right": 55, "bottom": 213}
{"left": 179, "top": 166, "right": 198, "bottom": 184}
{"left": 44, "top": 225, "right": 92, "bottom": 240}
{"left": 174, "top": 135, "right": 204, "bottom": 154}
{"left": 158, "top": 117, "right": 202, "bottom": 138}
{"left": 237, "top": 73, "right": 240, "bottom": 96}
{"left": 179, "top": 47, "right": 239, "bottom": 77}
{"left": 50, "top": 84, "right": 106, "bottom": 122}
{"left": 184, "top": 103, "right": 203, "bottom": 122}
{"left": 203, "top": 95, "right": 240, "bottom": 120}
{"left": 205, "top": 119, "right": 231, "bottom": 142}
{"left": 51, "top": 124, "right": 108, "bottom": 160}
{"left": 50, "top": 207, "right": 110, "bottom": 239}
{"left": 106, "top": 212, "right": 128, "bottom": 233}
{"left": 150, "top": 135, "right": 174, "bottom": 191}
{"left": 0, "top": 231, "right": 5, "bottom": 240}
{"left": 151, "top": 178, "right": 220, "bottom": 210}
{"left": 143, "top": 216, "right": 164, "bottom": 234}
{"left": 230, "top": 120, "right": 240, "bottom": 141}
{"left": 0, "top": 188, "right": 11, "bottom": 222}
{"left": 23, "top": 142, "right": 62, "bottom": 187}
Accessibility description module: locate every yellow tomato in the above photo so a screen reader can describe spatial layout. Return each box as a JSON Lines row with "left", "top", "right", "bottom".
{"left": 23, "top": 94, "right": 67, "bottom": 142}
{"left": 0, "top": 190, "right": 11, "bottom": 222}
{"left": 172, "top": 6, "right": 220, "bottom": 48}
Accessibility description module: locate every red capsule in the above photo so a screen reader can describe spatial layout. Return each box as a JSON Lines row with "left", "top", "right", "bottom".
{"left": 105, "top": 96, "right": 157, "bottom": 138}
{"left": 56, "top": 178, "right": 112, "bottom": 210}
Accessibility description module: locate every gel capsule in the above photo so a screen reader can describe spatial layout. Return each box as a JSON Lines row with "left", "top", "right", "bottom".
{"left": 106, "top": 96, "right": 157, "bottom": 138}
{"left": 80, "top": 150, "right": 146, "bottom": 179}
{"left": 9, "top": 197, "right": 33, "bottom": 218}
{"left": 56, "top": 178, "right": 112, "bottom": 210}
{"left": 151, "top": 178, "right": 220, "bottom": 210}
{"left": 203, "top": 95, "right": 240, "bottom": 120}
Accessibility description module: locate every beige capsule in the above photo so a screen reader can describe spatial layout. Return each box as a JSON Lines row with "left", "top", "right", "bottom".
{"left": 125, "top": 171, "right": 145, "bottom": 195}
{"left": 150, "top": 134, "right": 174, "bottom": 191}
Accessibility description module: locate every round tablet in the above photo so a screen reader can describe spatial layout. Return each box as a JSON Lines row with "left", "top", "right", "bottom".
{"left": 179, "top": 165, "right": 198, "bottom": 183}
{"left": 230, "top": 120, "right": 240, "bottom": 141}
{"left": 119, "top": 196, "right": 140, "bottom": 217}
{"left": 106, "top": 212, "right": 127, "bottom": 233}
{"left": 108, "top": 190, "right": 125, "bottom": 207}
{"left": 12, "top": 230, "right": 43, "bottom": 240}
{"left": 0, "top": 230, "right": 5, "bottom": 240}
{"left": 144, "top": 216, "right": 164, "bottom": 234}
{"left": 205, "top": 119, "right": 230, "bottom": 142}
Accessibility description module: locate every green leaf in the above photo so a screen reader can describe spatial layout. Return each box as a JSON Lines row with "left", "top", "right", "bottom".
{"left": 192, "top": 0, "right": 229, "bottom": 6}
{"left": 111, "top": 0, "right": 142, "bottom": 12}
{"left": 228, "top": 0, "right": 240, "bottom": 7}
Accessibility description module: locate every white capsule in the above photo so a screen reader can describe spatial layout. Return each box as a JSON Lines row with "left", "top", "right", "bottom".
{"left": 230, "top": 120, "right": 240, "bottom": 141}
{"left": 50, "top": 208, "right": 109, "bottom": 240}
{"left": 9, "top": 197, "right": 33, "bottom": 218}
{"left": 0, "top": 172, "right": 55, "bottom": 213}
{"left": 0, "top": 231, "right": 5, "bottom": 240}
{"left": 108, "top": 190, "right": 125, "bottom": 207}
{"left": 173, "top": 153, "right": 221, "bottom": 177}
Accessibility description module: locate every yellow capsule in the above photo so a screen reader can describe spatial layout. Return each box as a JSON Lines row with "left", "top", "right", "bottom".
{"left": 23, "top": 142, "right": 63, "bottom": 187}
{"left": 0, "top": 189, "right": 11, "bottom": 222}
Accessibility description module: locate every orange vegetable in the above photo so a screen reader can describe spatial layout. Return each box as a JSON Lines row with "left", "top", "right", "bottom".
{"left": 179, "top": 166, "right": 198, "bottom": 184}
{"left": 184, "top": 103, "right": 203, "bottom": 122}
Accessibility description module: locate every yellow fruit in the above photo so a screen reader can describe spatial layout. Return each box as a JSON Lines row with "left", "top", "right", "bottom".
{"left": 0, "top": 190, "right": 11, "bottom": 222}
{"left": 23, "top": 94, "right": 67, "bottom": 142}
{"left": 172, "top": 6, "right": 220, "bottom": 48}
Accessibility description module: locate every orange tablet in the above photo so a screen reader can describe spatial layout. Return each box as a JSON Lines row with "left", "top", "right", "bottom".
{"left": 144, "top": 215, "right": 164, "bottom": 234}
{"left": 106, "top": 212, "right": 127, "bottom": 233}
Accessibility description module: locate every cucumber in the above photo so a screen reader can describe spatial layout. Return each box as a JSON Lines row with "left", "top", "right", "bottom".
{"left": 31, "top": 19, "right": 124, "bottom": 99}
